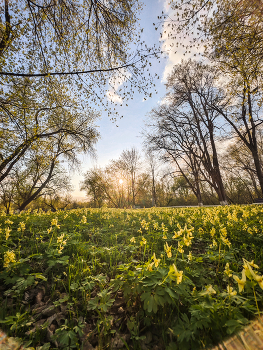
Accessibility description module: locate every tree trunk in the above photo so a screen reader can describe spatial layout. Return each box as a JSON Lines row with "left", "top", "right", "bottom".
{"left": 250, "top": 146, "right": 263, "bottom": 197}
{"left": 18, "top": 161, "right": 56, "bottom": 211}
{"left": 151, "top": 167, "right": 156, "bottom": 207}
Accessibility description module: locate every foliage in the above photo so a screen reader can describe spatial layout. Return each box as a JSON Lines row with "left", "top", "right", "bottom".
{"left": 0, "top": 205, "right": 263, "bottom": 349}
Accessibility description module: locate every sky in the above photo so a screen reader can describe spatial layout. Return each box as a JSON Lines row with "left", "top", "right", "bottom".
{"left": 71, "top": 0, "right": 191, "bottom": 199}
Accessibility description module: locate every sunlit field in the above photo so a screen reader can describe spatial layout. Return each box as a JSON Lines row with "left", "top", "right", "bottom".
{"left": 0, "top": 205, "right": 263, "bottom": 350}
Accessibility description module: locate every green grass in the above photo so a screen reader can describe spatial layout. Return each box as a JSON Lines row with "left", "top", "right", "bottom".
{"left": 0, "top": 205, "right": 263, "bottom": 349}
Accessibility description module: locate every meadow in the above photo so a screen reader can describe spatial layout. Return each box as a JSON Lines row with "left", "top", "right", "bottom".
{"left": 0, "top": 205, "right": 263, "bottom": 350}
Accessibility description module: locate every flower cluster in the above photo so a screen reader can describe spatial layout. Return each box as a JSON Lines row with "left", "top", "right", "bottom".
{"left": 80, "top": 216, "right": 87, "bottom": 224}
{"left": 183, "top": 231, "right": 194, "bottom": 247}
{"left": 140, "top": 219, "right": 149, "bottom": 231}
{"left": 224, "top": 263, "right": 233, "bottom": 277}
{"left": 5, "top": 227, "right": 11, "bottom": 240}
{"left": 164, "top": 242, "right": 172, "bottom": 258}
{"left": 140, "top": 236, "right": 147, "bottom": 246}
{"left": 232, "top": 259, "right": 263, "bottom": 292}
{"left": 168, "top": 264, "right": 183, "bottom": 284}
{"left": 130, "top": 237, "right": 136, "bottom": 243}
{"left": 17, "top": 221, "right": 26, "bottom": 232}
{"left": 220, "top": 226, "right": 231, "bottom": 248}
{"left": 178, "top": 242, "right": 184, "bottom": 253}
{"left": 4, "top": 250, "right": 16, "bottom": 268}
{"left": 51, "top": 217, "right": 60, "bottom": 229}
{"left": 147, "top": 253, "right": 161, "bottom": 271}
{"left": 57, "top": 233, "right": 67, "bottom": 254}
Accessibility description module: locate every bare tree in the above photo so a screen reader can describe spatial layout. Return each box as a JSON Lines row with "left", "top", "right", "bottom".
{"left": 0, "top": 174, "right": 16, "bottom": 214}
{"left": 118, "top": 148, "right": 141, "bottom": 208}
{"left": 221, "top": 137, "right": 263, "bottom": 200}
{"left": 145, "top": 148, "right": 159, "bottom": 207}
{"left": 146, "top": 60, "right": 228, "bottom": 205}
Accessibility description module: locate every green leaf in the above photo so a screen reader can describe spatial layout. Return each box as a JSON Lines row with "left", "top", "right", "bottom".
{"left": 225, "top": 318, "right": 247, "bottom": 335}
{"left": 148, "top": 295, "right": 153, "bottom": 312}
{"left": 165, "top": 287, "right": 178, "bottom": 299}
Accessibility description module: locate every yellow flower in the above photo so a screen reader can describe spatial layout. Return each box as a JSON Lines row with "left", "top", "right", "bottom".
{"left": 200, "top": 285, "right": 216, "bottom": 296}
{"left": 153, "top": 221, "right": 159, "bottom": 230}
{"left": 183, "top": 234, "right": 193, "bottom": 247}
{"left": 147, "top": 261, "right": 154, "bottom": 272}
{"left": 220, "top": 227, "right": 227, "bottom": 236}
{"left": 51, "top": 217, "right": 60, "bottom": 228}
{"left": 4, "top": 250, "right": 16, "bottom": 268}
{"left": 51, "top": 218, "right": 58, "bottom": 226}
{"left": 198, "top": 227, "right": 204, "bottom": 235}
{"left": 140, "top": 220, "right": 149, "bottom": 230}
{"left": 163, "top": 234, "right": 167, "bottom": 239}
{"left": 178, "top": 242, "right": 184, "bottom": 254}
{"left": 243, "top": 261, "right": 254, "bottom": 279}
{"left": 5, "top": 219, "right": 13, "bottom": 225}
{"left": 243, "top": 259, "right": 263, "bottom": 290}
{"left": 210, "top": 227, "right": 216, "bottom": 237}
{"left": 18, "top": 222, "right": 26, "bottom": 232}
{"left": 130, "top": 237, "right": 136, "bottom": 243}
{"left": 152, "top": 253, "right": 160, "bottom": 268}
{"left": 5, "top": 227, "right": 11, "bottom": 240}
{"left": 227, "top": 285, "right": 237, "bottom": 296}
{"left": 81, "top": 216, "right": 87, "bottom": 224}
{"left": 224, "top": 263, "right": 233, "bottom": 277}
{"left": 164, "top": 242, "right": 172, "bottom": 258}
{"left": 170, "top": 264, "right": 183, "bottom": 284}
{"left": 187, "top": 251, "right": 192, "bottom": 261}
{"left": 161, "top": 222, "right": 168, "bottom": 233}
{"left": 221, "top": 235, "right": 231, "bottom": 247}
{"left": 209, "top": 239, "right": 217, "bottom": 248}
{"left": 233, "top": 269, "right": 246, "bottom": 293}
{"left": 140, "top": 237, "right": 147, "bottom": 245}
{"left": 173, "top": 224, "right": 193, "bottom": 239}
{"left": 47, "top": 227, "right": 52, "bottom": 234}
{"left": 206, "top": 285, "right": 216, "bottom": 295}
{"left": 57, "top": 235, "right": 67, "bottom": 254}
{"left": 245, "top": 260, "right": 259, "bottom": 269}
{"left": 172, "top": 232, "right": 181, "bottom": 239}
{"left": 247, "top": 227, "right": 253, "bottom": 235}
{"left": 252, "top": 273, "right": 263, "bottom": 290}
{"left": 57, "top": 233, "right": 66, "bottom": 244}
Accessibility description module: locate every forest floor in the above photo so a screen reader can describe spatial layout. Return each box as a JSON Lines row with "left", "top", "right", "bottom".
{"left": 0, "top": 205, "right": 263, "bottom": 349}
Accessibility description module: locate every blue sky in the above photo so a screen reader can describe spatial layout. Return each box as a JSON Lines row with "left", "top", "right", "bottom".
{"left": 71, "top": 0, "right": 187, "bottom": 199}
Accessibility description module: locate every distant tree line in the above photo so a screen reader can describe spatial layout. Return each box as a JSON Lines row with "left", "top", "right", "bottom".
{"left": 79, "top": 137, "right": 263, "bottom": 208}
{"left": 1, "top": 134, "right": 262, "bottom": 212}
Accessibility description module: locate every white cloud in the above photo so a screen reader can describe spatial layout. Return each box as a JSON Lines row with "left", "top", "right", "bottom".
{"left": 106, "top": 90, "right": 123, "bottom": 104}
{"left": 106, "top": 68, "right": 132, "bottom": 103}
